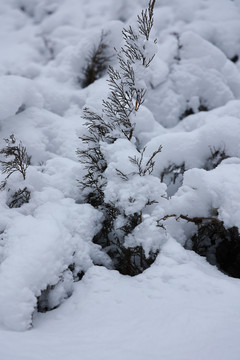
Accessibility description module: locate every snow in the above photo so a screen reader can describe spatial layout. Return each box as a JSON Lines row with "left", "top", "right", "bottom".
{"left": 0, "top": 76, "right": 43, "bottom": 120}
{"left": 1, "top": 245, "right": 240, "bottom": 360}
{"left": 0, "top": 200, "right": 103, "bottom": 331}
{"left": 1, "top": 0, "right": 240, "bottom": 359}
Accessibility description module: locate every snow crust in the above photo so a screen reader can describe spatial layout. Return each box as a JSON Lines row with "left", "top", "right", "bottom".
{"left": 1, "top": 0, "right": 240, "bottom": 359}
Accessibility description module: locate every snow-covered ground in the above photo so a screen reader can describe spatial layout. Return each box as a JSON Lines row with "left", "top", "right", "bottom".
{"left": 1, "top": 0, "right": 240, "bottom": 359}
{"left": 2, "top": 254, "right": 240, "bottom": 360}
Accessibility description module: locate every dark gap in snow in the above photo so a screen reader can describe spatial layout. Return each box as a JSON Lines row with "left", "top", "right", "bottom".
{"left": 160, "top": 162, "right": 186, "bottom": 196}
{"left": 93, "top": 223, "right": 158, "bottom": 277}
{"left": 190, "top": 222, "right": 240, "bottom": 278}
{"left": 198, "top": 104, "right": 208, "bottom": 112}
{"left": 7, "top": 187, "right": 31, "bottom": 208}
{"left": 37, "top": 285, "right": 58, "bottom": 313}
{"left": 16, "top": 104, "right": 26, "bottom": 114}
{"left": 204, "top": 146, "right": 229, "bottom": 170}
{"left": 106, "top": 245, "right": 158, "bottom": 277}
{"left": 19, "top": 6, "right": 26, "bottom": 13}
{"left": 41, "top": 36, "right": 55, "bottom": 62}
{"left": 46, "top": 10, "right": 55, "bottom": 16}
{"left": 179, "top": 103, "right": 208, "bottom": 121}
{"left": 18, "top": 4, "right": 34, "bottom": 17}
{"left": 172, "top": 32, "right": 182, "bottom": 63}
{"left": 37, "top": 270, "right": 74, "bottom": 313}
{"left": 68, "top": 263, "right": 85, "bottom": 281}
{"left": 231, "top": 55, "right": 239, "bottom": 63}
{"left": 179, "top": 107, "right": 194, "bottom": 120}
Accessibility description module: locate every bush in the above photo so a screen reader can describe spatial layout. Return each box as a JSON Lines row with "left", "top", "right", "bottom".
{"left": 77, "top": 0, "right": 164, "bottom": 276}
{"left": 0, "top": 134, "right": 31, "bottom": 208}
{"left": 80, "top": 31, "right": 113, "bottom": 88}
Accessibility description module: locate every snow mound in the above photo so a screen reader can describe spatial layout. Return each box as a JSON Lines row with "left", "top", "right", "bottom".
{"left": 0, "top": 76, "right": 43, "bottom": 120}
{"left": 0, "top": 200, "right": 103, "bottom": 330}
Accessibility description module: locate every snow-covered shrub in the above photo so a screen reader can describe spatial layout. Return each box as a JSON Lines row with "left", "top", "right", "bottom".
{"left": 160, "top": 146, "right": 229, "bottom": 195}
{"left": 147, "top": 31, "right": 240, "bottom": 127}
{"left": 0, "top": 198, "right": 109, "bottom": 330}
{"left": 157, "top": 156, "right": 240, "bottom": 279}
{"left": 79, "top": 31, "right": 113, "bottom": 88}
{"left": 1, "top": 0, "right": 240, "bottom": 341}
{"left": 78, "top": 0, "right": 166, "bottom": 276}
{"left": 101, "top": 140, "right": 165, "bottom": 275}
{"left": 188, "top": 219, "right": 240, "bottom": 278}
{"left": 160, "top": 162, "right": 185, "bottom": 196}
{"left": 204, "top": 146, "right": 229, "bottom": 171}
{"left": 37, "top": 269, "right": 74, "bottom": 312}
{"left": 0, "top": 134, "right": 31, "bottom": 208}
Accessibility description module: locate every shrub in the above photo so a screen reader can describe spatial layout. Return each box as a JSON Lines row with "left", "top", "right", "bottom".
{"left": 80, "top": 31, "right": 113, "bottom": 88}
{"left": 0, "top": 134, "right": 31, "bottom": 207}
{"left": 77, "top": 0, "right": 164, "bottom": 276}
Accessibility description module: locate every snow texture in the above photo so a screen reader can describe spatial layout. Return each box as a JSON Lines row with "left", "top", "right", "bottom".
{"left": 0, "top": 0, "right": 240, "bottom": 359}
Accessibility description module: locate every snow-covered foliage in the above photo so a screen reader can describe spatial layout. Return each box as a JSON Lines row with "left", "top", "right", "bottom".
{"left": 77, "top": 0, "right": 166, "bottom": 276}
{"left": 1, "top": 1, "right": 240, "bottom": 359}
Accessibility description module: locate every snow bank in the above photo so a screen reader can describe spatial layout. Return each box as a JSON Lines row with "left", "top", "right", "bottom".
{"left": 0, "top": 201, "right": 103, "bottom": 330}
{"left": 0, "top": 76, "right": 43, "bottom": 120}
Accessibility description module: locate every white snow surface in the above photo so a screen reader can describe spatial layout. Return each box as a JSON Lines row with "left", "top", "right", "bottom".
{"left": 1, "top": 0, "right": 240, "bottom": 359}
